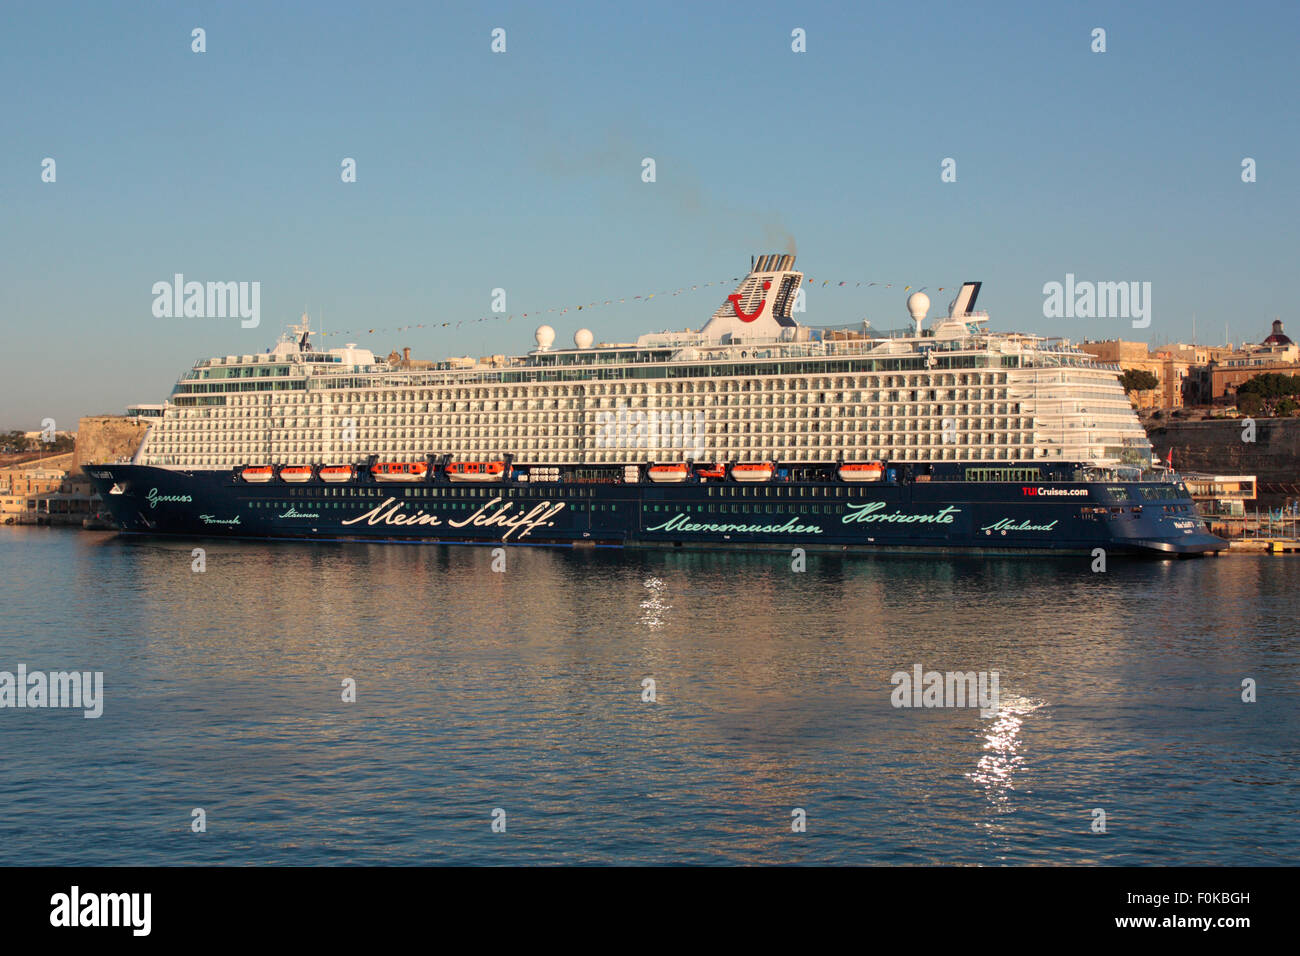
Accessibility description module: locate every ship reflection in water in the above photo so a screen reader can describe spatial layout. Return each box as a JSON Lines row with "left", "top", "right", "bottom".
{"left": 0, "top": 527, "right": 1295, "bottom": 865}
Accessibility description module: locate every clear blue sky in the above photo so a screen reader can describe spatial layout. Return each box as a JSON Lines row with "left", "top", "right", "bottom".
{"left": 2, "top": 0, "right": 1297, "bottom": 429}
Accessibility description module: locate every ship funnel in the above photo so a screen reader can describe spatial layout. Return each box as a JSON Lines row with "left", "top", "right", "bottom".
{"left": 948, "top": 281, "right": 982, "bottom": 317}
{"left": 751, "top": 253, "right": 796, "bottom": 274}
{"left": 699, "top": 254, "right": 804, "bottom": 339}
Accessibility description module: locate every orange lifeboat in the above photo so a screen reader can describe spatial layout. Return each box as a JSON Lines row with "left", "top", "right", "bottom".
{"left": 319, "top": 465, "right": 354, "bottom": 483}
{"left": 371, "top": 461, "right": 429, "bottom": 482}
{"left": 280, "top": 465, "right": 314, "bottom": 483}
{"left": 647, "top": 463, "right": 689, "bottom": 483}
{"left": 695, "top": 463, "right": 726, "bottom": 480}
{"left": 838, "top": 461, "right": 884, "bottom": 482}
{"left": 731, "top": 462, "right": 774, "bottom": 482}
{"left": 241, "top": 465, "right": 274, "bottom": 483}
{"left": 446, "top": 461, "right": 507, "bottom": 483}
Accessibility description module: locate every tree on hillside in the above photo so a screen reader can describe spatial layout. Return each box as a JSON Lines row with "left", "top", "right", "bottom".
{"left": 1236, "top": 372, "right": 1300, "bottom": 399}
{"left": 0, "top": 430, "right": 34, "bottom": 453}
{"left": 1235, "top": 373, "right": 1300, "bottom": 417}
{"left": 1119, "top": 369, "right": 1159, "bottom": 393}
{"left": 0, "top": 430, "right": 75, "bottom": 454}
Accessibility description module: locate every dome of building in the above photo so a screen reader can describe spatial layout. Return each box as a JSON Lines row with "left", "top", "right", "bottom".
{"left": 1262, "top": 319, "right": 1293, "bottom": 346}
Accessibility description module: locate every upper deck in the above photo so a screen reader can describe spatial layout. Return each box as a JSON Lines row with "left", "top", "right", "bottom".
{"left": 132, "top": 257, "right": 1152, "bottom": 470}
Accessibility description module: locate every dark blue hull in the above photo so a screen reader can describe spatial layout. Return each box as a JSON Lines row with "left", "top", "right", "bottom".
{"left": 83, "top": 465, "right": 1228, "bottom": 557}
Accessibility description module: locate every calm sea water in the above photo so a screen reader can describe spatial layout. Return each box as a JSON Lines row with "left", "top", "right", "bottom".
{"left": 0, "top": 527, "right": 1295, "bottom": 865}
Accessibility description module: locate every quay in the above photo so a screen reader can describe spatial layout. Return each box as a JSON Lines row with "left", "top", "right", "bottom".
{"left": 1228, "top": 538, "right": 1300, "bottom": 554}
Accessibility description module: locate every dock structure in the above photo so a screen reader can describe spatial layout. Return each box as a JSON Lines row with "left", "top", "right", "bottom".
{"left": 1228, "top": 538, "right": 1300, "bottom": 554}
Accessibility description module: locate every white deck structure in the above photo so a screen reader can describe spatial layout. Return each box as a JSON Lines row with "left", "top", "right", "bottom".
{"left": 133, "top": 257, "right": 1152, "bottom": 469}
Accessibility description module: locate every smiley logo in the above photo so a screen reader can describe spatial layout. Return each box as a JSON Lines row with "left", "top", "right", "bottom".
{"left": 728, "top": 280, "right": 771, "bottom": 322}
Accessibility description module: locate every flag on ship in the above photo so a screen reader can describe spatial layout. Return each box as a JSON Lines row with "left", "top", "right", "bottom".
{"left": 310, "top": 269, "right": 955, "bottom": 339}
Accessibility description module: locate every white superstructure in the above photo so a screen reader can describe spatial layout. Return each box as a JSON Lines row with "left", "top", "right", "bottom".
{"left": 134, "top": 257, "right": 1152, "bottom": 469}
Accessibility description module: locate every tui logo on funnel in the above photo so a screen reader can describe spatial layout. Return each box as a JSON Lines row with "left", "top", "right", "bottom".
{"left": 727, "top": 281, "right": 770, "bottom": 322}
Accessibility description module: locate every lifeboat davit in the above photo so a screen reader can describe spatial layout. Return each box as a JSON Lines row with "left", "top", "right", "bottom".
{"left": 731, "top": 462, "right": 775, "bottom": 482}
{"left": 319, "top": 465, "right": 354, "bottom": 483}
{"left": 695, "top": 463, "right": 726, "bottom": 480}
{"left": 647, "top": 463, "right": 689, "bottom": 483}
{"left": 241, "top": 465, "right": 274, "bottom": 483}
{"left": 446, "top": 461, "right": 507, "bottom": 482}
{"left": 371, "top": 461, "right": 429, "bottom": 482}
{"left": 280, "top": 465, "right": 314, "bottom": 483}
{"left": 838, "top": 461, "right": 884, "bottom": 482}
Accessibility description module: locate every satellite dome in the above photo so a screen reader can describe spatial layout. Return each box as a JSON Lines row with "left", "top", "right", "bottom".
{"left": 574, "top": 328, "right": 594, "bottom": 349}
{"left": 907, "top": 292, "right": 930, "bottom": 324}
{"left": 535, "top": 325, "right": 555, "bottom": 350}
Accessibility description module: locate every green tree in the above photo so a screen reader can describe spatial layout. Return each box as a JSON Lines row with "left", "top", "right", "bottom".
{"left": 1236, "top": 372, "right": 1300, "bottom": 415}
{"left": 1237, "top": 372, "right": 1300, "bottom": 400}
{"left": 1120, "top": 369, "right": 1159, "bottom": 392}
{"left": 1237, "top": 392, "right": 1265, "bottom": 417}
{"left": 1, "top": 430, "right": 31, "bottom": 452}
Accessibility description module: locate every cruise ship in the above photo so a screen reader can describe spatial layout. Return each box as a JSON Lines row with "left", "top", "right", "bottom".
{"left": 84, "top": 255, "right": 1226, "bottom": 555}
